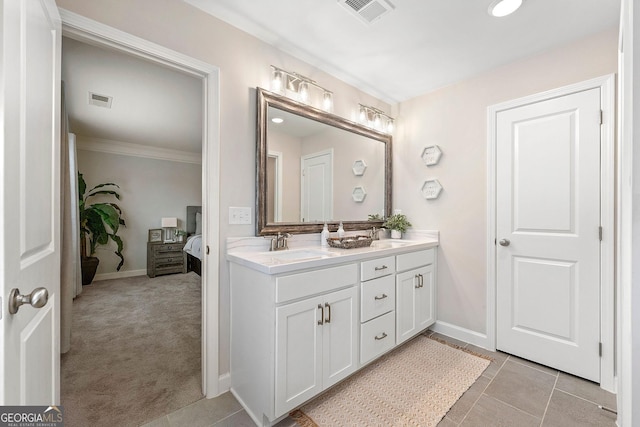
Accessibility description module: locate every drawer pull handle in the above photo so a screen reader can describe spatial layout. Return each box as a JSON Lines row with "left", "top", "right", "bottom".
{"left": 374, "top": 294, "right": 388, "bottom": 300}
{"left": 374, "top": 265, "right": 388, "bottom": 271}
{"left": 415, "top": 274, "right": 420, "bottom": 288}
{"left": 325, "top": 302, "right": 331, "bottom": 323}
{"left": 317, "top": 304, "right": 324, "bottom": 325}
{"left": 374, "top": 332, "right": 388, "bottom": 341}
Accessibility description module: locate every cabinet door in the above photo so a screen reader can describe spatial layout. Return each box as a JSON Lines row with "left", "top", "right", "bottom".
{"left": 322, "top": 287, "right": 358, "bottom": 388}
{"left": 396, "top": 265, "right": 434, "bottom": 344}
{"left": 275, "top": 296, "right": 324, "bottom": 416}
{"left": 416, "top": 264, "right": 435, "bottom": 330}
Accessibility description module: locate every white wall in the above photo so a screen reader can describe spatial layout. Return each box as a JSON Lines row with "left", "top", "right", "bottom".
{"left": 77, "top": 147, "right": 201, "bottom": 276}
{"left": 57, "top": 0, "right": 391, "bottom": 377}
{"left": 394, "top": 28, "right": 618, "bottom": 338}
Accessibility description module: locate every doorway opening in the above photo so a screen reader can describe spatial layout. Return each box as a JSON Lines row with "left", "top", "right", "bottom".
{"left": 60, "top": 9, "right": 221, "bottom": 425}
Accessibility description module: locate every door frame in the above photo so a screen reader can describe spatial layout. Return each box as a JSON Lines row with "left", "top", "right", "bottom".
{"left": 59, "top": 10, "right": 222, "bottom": 397}
{"left": 486, "top": 74, "right": 616, "bottom": 392}
{"left": 267, "top": 150, "right": 283, "bottom": 222}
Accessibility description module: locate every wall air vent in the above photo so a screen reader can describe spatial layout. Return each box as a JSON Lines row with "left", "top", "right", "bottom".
{"left": 88, "top": 92, "right": 113, "bottom": 109}
{"left": 338, "top": 0, "right": 395, "bottom": 25}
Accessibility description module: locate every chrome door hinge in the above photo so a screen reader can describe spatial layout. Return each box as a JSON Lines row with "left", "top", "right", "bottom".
{"left": 600, "top": 110, "right": 604, "bottom": 125}
{"left": 599, "top": 226, "right": 603, "bottom": 241}
{"left": 599, "top": 342, "right": 603, "bottom": 357}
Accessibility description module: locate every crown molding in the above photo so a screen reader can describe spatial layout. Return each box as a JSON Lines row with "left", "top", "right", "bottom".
{"left": 76, "top": 136, "right": 202, "bottom": 165}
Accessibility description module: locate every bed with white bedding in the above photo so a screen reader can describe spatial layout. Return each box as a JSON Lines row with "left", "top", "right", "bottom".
{"left": 184, "top": 206, "right": 202, "bottom": 276}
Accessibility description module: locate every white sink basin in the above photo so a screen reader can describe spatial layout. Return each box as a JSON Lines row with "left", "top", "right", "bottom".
{"left": 371, "top": 240, "right": 413, "bottom": 249}
{"left": 268, "top": 249, "right": 335, "bottom": 262}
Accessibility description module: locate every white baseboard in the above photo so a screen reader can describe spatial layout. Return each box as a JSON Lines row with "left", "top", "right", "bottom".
{"left": 431, "top": 320, "right": 490, "bottom": 349}
{"left": 218, "top": 372, "right": 231, "bottom": 392}
{"left": 93, "top": 269, "right": 147, "bottom": 281}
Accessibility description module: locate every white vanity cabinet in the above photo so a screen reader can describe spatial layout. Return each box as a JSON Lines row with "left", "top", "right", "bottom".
{"left": 228, "top": 240, "right": 438, "bottom": 426}
{"left": 396, "top": 249, "right": 436, "bottom": 344}
{"left": 275, "top": 286, "right": 357, "bottom": 416}
{"left": 230, "top": 261, "right": 358, "bottom": 426}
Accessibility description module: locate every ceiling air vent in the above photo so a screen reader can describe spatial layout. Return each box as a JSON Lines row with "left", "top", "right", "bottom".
{"left": 88, "top": 92, "right": 113, "bottom": 109}
{"left": 338, "top": 0, "right": 395, "bottom": 25}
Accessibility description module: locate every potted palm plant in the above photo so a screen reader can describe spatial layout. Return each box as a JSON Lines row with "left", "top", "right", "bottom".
{"left": 382, "top": 213, "right": 412, "bottom": 239}
{"left": 79, "top": 172, "right": 126, "bottom": 285}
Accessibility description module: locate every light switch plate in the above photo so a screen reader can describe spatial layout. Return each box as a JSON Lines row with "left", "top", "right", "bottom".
{"left": 229, "top": 207, "right": 252, "bottom": 225}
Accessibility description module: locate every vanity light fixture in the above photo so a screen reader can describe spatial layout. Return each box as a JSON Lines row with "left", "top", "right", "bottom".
{"left": 358, "top": 104, "right": 395, "bottom": 134}
{"left": 270, "top": 65, "right": 333, "bottom": 111}
{"left": 488, "top": 0, "right": 523, "bottom": 17}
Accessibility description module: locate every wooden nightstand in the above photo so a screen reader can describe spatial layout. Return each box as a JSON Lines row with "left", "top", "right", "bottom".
{"left": 147, "top": 241, "right": 187, "bottom": 278}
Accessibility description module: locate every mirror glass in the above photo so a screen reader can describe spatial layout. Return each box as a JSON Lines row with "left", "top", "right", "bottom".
{"left": 257, "top": 88, "right": 392, "bottom": 235}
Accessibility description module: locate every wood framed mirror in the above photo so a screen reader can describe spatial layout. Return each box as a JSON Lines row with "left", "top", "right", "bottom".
{"left": 256, "top": 87, "right": 392, "bottom": 235}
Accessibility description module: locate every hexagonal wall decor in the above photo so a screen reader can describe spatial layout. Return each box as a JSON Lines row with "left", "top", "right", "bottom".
{"left": 352, "top": 159, "right": 367, "bottom": 176}
{"left": 421, "top": 179, "right": 443, "bottom": 200}
{"left": 421, "top": 145, "right": 442, "bottom": 166}
{"left": 352, "top": 186, "right": 367, "bottom": 203}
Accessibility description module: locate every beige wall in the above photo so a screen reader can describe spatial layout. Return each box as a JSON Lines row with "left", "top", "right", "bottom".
{"left": 394, "top": 28, "right": 618, "bottom": 336}
{"left": 77, "top": 148, "right": 202, "bottom": 275}
{"left": 302, "top": 129, "right": 386, "bottom": 221}
{"left": 57, "top": 0, "right": 390, "bottom": 376}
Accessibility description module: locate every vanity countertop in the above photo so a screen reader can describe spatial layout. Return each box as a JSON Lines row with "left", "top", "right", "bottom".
{"left": 227, "top": 236, "right": 439, "bottom": 275}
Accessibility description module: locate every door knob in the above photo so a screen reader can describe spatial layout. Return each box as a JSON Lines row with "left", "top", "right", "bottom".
{"left": 499, "top": 239, "right": 511, "bottom": 247}
{"left": 8, "top": 287, "right": 48, "bottom": 315}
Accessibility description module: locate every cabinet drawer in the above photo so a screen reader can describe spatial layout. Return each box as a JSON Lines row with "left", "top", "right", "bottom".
{"left": 276, "top": 263, "right": 357, "bottom": 303}
{"left": 360, "top": 311, "right": 395, "bottom": 365}
{"left": 361, "top": 256, "right": 395, "bottom": 282}
{"left": 156, "top": 252, "right": 183, "bottom": 262}
{"left": 154, "top": 244, "right": 184, "bottom": 254}
{"left": 361, "top": 275, "right": 395, "bottom": 322}
{"left": 396, "top": 248, "right": 434, "bottom": 272}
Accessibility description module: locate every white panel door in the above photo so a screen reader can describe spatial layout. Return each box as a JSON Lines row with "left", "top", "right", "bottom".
{"left": 301, "top": 150, "right": 333, "bottom": 222}
{"left": 496, "top": 88, "right": 601, "bottom": 381}
{"left": 0, "top": 0, "right": 61, "bottom": 404}
{"left": 322, "top": 287, "right": 357, "bottom": 389}
{"left": 275, "top": 296, "right": 323, "bottom": 415}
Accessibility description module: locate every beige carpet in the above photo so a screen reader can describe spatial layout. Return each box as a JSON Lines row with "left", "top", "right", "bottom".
{"left": 61, "top": 272, "right": 203, "bottom": 427}
{"left": 291, "top": 335, "right": 490, "bottom": 427}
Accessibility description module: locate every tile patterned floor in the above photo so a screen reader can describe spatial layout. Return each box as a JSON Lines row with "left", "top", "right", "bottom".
{"left": 142, "top": 331, "right": 617, "bottom": 427}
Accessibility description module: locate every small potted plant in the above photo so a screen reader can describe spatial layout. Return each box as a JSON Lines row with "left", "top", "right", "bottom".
{"left": 176, "top": 229, "right": 187, "bottom": 242}
{"left": 382, "top": 213, "right": 412, "bottom": 239}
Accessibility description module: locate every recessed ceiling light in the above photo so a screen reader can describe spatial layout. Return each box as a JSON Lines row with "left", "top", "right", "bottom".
{"left": 271, "top": 117, "right": 284, "bottom": 124}
{"left": 488, "top": 0, "right": 523, "bottom": 17}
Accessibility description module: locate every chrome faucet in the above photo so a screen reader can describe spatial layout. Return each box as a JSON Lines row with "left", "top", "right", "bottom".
{"left": 369, "top": 227, "right": 382, "bottom": 240}
{"left": 270, "top": 232, "right": 291, "bottom": 251}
